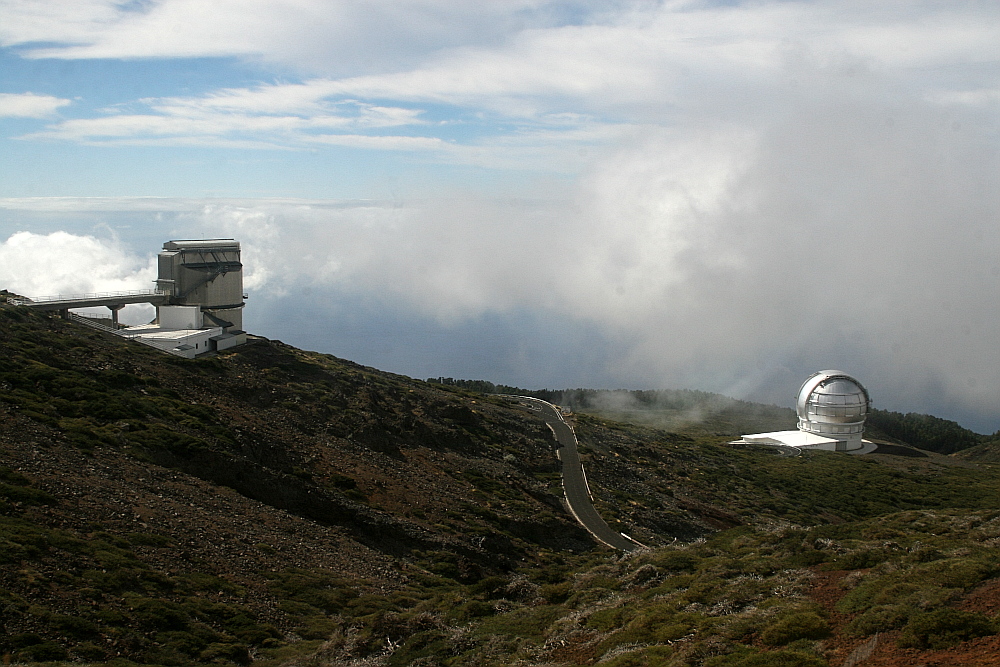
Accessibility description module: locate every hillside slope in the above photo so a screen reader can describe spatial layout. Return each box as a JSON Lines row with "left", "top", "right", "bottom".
{"left": 3, "top": 305, "right": 1000, "bottom": 666}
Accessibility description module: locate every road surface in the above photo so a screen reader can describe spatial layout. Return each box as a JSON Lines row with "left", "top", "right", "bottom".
{"left": 503, "top": 396, "right": 642, "bottom": 552}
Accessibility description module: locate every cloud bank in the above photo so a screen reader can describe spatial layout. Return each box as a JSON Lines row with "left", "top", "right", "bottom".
{"left": 5, "top": 78, "right": 998, "bottom": 431}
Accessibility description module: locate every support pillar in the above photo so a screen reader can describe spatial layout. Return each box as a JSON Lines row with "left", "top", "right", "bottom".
{"left": 108, "top": 304, "right": 124, "bottom": 328}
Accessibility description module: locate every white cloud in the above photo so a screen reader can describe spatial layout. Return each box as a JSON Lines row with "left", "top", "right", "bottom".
{"left": 0, "top": 92, "right": 70, "bottom": 118}
{"left": 0, "top": 230, "right": 158, "bottom": 324}
{"left": 11, "top": 2, "right": 1000, "bottom": 171}
{"left": 21, "top": 87, "right": 436, "bottom": 149}
{"left": 0, "top": 230, "right": 155, "bottom": 295}
{"left": 304, "top": 134, "right": 449, "bottom": 151}
{"left": 141, "top": 59, "right": 992, "bottom": 428}
{"left": 7, "top": 1, "right": 997, "bottom": 82}
{"left": 0, "top": 0, "right": 573, "bottom": 72}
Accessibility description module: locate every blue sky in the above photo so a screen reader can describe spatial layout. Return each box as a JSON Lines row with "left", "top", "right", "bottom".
{"left": 1, "top": 1, "right": 999, "bottom": 432}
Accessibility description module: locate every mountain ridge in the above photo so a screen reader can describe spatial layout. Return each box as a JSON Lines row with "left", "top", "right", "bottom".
{"left": 4, "top": 303, "right": 1000, "bottom": 666}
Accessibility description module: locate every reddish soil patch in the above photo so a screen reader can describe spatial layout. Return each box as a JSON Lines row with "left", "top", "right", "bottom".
{"left": 959, "top": 579, "right": 1000, "bottom": 616}
{"left": 808, "top": 569, "right": 872, "bottom": 666}
{"left": 863, "top": 632, "right": 1000, "bottom": 667}
{"left": 546, "top": 634, "right": 602, "bottom": 664}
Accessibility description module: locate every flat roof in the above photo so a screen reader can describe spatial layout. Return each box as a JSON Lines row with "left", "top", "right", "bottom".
{"left": 136, "top": 328, "right": 213, "bottom": 340}
{"left": 739, "top": 430, "right": 840, "bottom": 447}
{"left": 163, "top": 239, "right": 239, "bottom": 250}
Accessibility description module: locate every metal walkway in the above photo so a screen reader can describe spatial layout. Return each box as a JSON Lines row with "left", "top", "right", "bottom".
{"left": 9, "top": 289, "right": 169, "bottom": 311}
{"left": 66, "top": 313, "right": 189, "bottom": 358}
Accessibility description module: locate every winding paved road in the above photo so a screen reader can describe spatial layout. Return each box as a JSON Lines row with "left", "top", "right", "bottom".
{"left": 503, "top": 396, "right": 642, "bottom": 552}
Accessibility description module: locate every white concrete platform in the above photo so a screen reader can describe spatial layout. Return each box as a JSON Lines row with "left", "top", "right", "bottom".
{"left": 732, "top": 430, "right": 874, "bottom": 453}
{"left": 124, "top": 325, "right": 223, "bottom": 359}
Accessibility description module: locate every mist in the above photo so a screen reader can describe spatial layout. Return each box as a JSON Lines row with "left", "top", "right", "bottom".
{"left": 4, "top": 75, "right": 999, "bottom": 438}
{"left": 1, "top": 1, "right": 998, "bottom": 433}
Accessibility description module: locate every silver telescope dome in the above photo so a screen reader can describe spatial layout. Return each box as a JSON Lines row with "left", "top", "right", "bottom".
{"left": 796, "top": 370, "right": 871, "bottom": 442}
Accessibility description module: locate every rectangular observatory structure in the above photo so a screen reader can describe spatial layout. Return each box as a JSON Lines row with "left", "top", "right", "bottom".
{"left": 155, "top": 239, "right": 245, "bottom": 330}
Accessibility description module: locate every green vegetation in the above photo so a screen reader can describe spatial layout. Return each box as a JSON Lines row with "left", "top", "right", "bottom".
{"left": 0, "top": 508, "right": 280, "bottom": 665}
{"left": 899, "top": 609, "right": 997, "bottom": 649}
{"left": 867, "top": 408, "right": 988, "bottom": 454}
{"left": 238, "top": 508, "right": 1000, "bottom": 665}
{"left": 4, "top": 307, "right": 1000, "bottom": 665}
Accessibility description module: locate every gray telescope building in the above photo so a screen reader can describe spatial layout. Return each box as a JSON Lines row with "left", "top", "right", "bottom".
{"left": 155, "top": 239, "right": 245, "bottom": 331}
{"left": 11, "top": 239, "right": 247, "bottom": 358}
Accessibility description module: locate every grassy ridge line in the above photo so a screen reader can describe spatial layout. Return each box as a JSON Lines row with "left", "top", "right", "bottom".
{"left": 430, "top": 378, "right": 996, "bottom": 453}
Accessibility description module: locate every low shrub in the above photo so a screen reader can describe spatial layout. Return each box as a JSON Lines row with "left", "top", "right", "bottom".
{"left": 199, "top": 642, "right": 251, "bottom": 665}
{"left": 845, "top": 604, "right": 913, "bottom": 636}
{"left": 760, "top": 611, "right": 830, "bottom": 646}
{"left": 16, "top": 641, "right": 68, "bottom": 662}
{"left": 474, "top": 605, "right": 561, "bottom": 642}
{"left": 706, "top": 647, "right": 828, "bottom": 667}
{"left": 835, "top": 548, "right": 891, "bottom": 570}
{"left": 899, "top": 609, "right": 996, "bottom": 649}
{"left": 602, "top": 646, "right": 674, "bottom": 667}
{"left": 539, "top": 581, "right": 572, "bottom": 604}
{"left": 49, "top": 612, "right": 99, "bottom": 638}
{"left": 654, "top": 551, "right": 698, "bottom": 572}
{"left": 72, "top": 641, "right": 108, "bottom": 661}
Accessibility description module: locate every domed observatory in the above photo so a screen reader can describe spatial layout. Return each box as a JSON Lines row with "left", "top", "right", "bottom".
{"left": 732, "top": 370, "right": 873, "bottom": 452}
{"left": 795, "top": 371, "right": 871, "bottom": 450}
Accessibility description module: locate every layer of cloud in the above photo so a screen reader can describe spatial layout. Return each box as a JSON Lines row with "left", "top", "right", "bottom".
{"left": 3, "top": 93, "right": 999, "bottom": 430}
{"left": 10, "top": 2, "right": 999, "bottom": 172}
{"left": 22, "top": 92, "right": 430, "bottom": 144}
{"left": 5, "top": 1, "right": 998, "bottom": 79}
{"left": 1, "top": 0, "right": 597, "bottom": 73}
{"left": 203, "top": 99, "right": 1000, "bottom": 426}
{"left": 19, "top": 81, "right": 622, "bottom": 172}
{"left": 0, "top": 92, "right": 70, "bottom": 118}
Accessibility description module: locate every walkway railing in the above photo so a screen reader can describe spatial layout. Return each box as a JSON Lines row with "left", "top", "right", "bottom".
{"left": 67, "top": 313, "right": 188, "bottom": 357}
{"left": 9, "top": 288, "right": 168, "bottom": 306}
{"left": 67, "top": 313, "right": 141, "bottom": 338}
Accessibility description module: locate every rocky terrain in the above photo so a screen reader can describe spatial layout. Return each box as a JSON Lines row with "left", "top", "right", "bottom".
{"left": 2, "top": 301, "right": 1000, "bottom": 666}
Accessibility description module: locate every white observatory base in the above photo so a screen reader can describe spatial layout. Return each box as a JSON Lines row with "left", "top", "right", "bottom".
{"left": 123, "top": 305, "right": 246, "bottom": 359}
{"left": 732, "top": 430, "right": 876, "bottom": 453}
{"left": 732, "top": 370, "right": 877, "bottom": 454}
